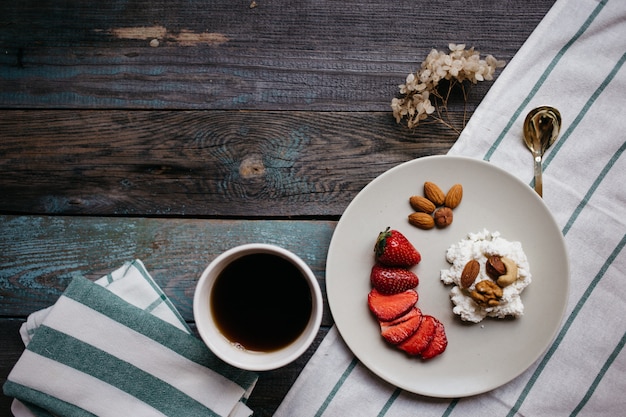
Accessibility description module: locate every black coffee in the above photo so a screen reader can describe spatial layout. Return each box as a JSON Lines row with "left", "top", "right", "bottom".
{"left": 210, "top": 253, "right": 313, "bottom": 352}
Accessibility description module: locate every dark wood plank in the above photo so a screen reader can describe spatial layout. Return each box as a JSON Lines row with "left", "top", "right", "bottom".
{"left": 0, "top": 319, "right": 24, "bottom": 417}
{"left": 0, "top": 215, "right": 335, "bottom": 323}
{"left": 0, "top": 110, "right": 458, "bottom": 216}
{"left": 0, "top": 0, "right": 555, "bottom": 109}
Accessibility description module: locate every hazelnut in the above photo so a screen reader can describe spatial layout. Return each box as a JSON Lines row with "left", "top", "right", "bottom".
{"left": 485, "top": 255, "right": 507, "bottom": 280}
{"left": 433, "top": 207, "right": 453, "bottom": 228}
{"left": 496, "top": 257, "right": 519, "bottom": 287}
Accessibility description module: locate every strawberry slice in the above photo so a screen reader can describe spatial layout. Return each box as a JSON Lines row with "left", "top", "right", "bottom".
{"left": 420, "top": 317, "right": 448, "bottom": 359}
{"left": 370, "top": 264, "right": 419, "bottom": 294}
{"left": 380, "top": 307, "right": 423, "bottom": 344}
{"left": 398, "top": 314, "right": 437, "bottom": 356}
{"left": 367, "top": 288, "right": 418, "bottom": 322}
{"left": 374, "top": 228, "right": 421, "bottom": 267}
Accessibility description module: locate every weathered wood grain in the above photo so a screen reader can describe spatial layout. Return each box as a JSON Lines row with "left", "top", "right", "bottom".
{"left": 0, "top": 110, "right": 458, "bottom": 216}
{"left": 0, "top": 0, "right": 555, "bottom": 109}
{"left": 0, "top": 215, "right": 335, "bottom": 322}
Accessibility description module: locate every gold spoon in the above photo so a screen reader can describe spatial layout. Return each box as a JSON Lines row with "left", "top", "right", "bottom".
{"left": 523, "top": 106, "right": 561, "bottom": 197}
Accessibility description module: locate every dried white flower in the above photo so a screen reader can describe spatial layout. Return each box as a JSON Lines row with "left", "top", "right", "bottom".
{"left": 392, "top": 44, "right": 505, "bottom": 132}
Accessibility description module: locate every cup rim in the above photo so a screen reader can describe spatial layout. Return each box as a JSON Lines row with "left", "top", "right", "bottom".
{"left": 193, "top": 243, "right": 323, "bottom": 371}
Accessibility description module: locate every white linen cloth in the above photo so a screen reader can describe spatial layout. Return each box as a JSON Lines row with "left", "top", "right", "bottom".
{"left": 275, "top": 0, "right": 626, "bottom": 415}
{"left": 3, "top": 259, "right": 258, "bottom": 417}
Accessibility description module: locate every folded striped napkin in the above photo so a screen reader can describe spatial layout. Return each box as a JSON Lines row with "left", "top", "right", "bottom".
{"left": 4, "top": 259, "right": 258, "bottom": 417}
{"left": 275, "top": 0, "right": 626, "bottom": 416}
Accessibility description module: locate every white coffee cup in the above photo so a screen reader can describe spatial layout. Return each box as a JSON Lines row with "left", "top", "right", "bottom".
{"left": 193, "top": 243, "right": 323, "bottom": 371}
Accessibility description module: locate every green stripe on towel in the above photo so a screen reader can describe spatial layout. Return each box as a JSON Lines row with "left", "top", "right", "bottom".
{"left": 505, "top": 233, "right": 626, "bottom": 417}
{"left": 126, "top": 259, "right": 188, "bottom": 330}
{"left": 3, "top": 382, "right": 96, "bottom": 417}
{"left": 62, "top": 276, "right": 257, "bottom": 390}
{"left": 483, "top": 0, "right": 607, "bottom": 161}
{"left": 144, "top": 293, "right": 167, "bottom": 314}
{"left": 26, "top": 326, "right": 220, "bottom": 417}
{"left": 100, "top": 259, "right": 190, "bottom": 333}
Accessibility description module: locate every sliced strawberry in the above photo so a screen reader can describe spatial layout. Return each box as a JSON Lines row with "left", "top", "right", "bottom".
{"left": 420, "top": 317, "right": 448, "bottom": 360}
{"left": 370, "top": 264, "right": 419, "bottom": 294}
{"left": 374, "top": 228, "right": 421, "bottom": 267}
{"left": 380, "top": 307, "right": 423, "bottom": 344}
{"left": 367, "top": 288, "right": 418, "bottom": 322}
{"left": 398, "top": 314, "right": 437, "bottom": 356}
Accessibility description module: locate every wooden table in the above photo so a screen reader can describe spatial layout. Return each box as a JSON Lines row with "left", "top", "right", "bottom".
{"left": 0, "top": 1, "right": 556, "bottom": 415}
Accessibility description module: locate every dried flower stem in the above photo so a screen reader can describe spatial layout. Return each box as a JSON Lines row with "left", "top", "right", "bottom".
{"left": 391, "top": 44, "right": 505, "bottom": 133}
{"left": 429, "top": 80, "right": 469, "bottom": 135}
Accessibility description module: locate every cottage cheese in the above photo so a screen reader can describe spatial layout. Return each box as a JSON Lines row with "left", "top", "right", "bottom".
{"left": 440, "top": 229, "right": 531, "bottom": 323}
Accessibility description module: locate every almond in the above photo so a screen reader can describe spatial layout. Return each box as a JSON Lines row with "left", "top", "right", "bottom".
{"left": 444, "top": 183, "right": 463, "bottom": 209}
{"left": 409, "top": 195, "right": 436, "bottom": 214}
{"left": 423, "top": 181, "right": 445, "bottom": 206}
{"left": 408, "top": 212, "right": 435, "bottom": 230}
{"left": 460, "top": 259, "right": 480, "bottom": 288}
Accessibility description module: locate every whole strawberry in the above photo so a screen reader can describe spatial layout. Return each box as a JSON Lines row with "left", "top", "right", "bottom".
{"left": 374, "top": 227, "right": 421, "bottom": 267}
{"left": 370, "top": 264, "right": 419, "bottom": 294}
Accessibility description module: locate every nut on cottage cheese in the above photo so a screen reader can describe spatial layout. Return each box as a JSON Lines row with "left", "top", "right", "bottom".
{"left": 440, "top": 229, "right": 531, "bottom": 323}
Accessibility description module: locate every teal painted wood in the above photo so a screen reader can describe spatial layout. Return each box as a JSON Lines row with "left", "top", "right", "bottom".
{"left": 0, "top": 215, "right": 336, "bottom": 323}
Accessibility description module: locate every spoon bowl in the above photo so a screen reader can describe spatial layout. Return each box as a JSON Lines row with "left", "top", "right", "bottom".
{"left": 523, "top": 106, "right": 561, "bottom": 197}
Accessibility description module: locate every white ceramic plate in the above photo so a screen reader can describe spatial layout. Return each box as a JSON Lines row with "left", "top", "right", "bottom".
{"left": 326, "top": 155, "right": 569, "bottom": 398}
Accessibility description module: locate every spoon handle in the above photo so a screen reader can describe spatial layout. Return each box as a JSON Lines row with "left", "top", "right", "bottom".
{"left": 533, "top": 155, "right": 543, "bottom": 197}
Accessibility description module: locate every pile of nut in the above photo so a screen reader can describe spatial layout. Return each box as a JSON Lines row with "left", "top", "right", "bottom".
{"left": 460, "top": 255, "right": 519, "bottom": 307}
{"left": 408, "top": 182, "right": 463, "bottom": 230}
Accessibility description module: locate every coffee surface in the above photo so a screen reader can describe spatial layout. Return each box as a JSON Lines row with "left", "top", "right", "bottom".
{"left": 211, "top": 253, "right": 313, "bottom": 352}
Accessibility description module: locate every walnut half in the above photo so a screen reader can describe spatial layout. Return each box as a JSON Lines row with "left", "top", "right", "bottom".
{"left": 469, "top": 280, "right": 503, "bottom": 307}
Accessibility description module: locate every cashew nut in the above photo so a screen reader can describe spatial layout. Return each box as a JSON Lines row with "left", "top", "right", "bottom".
{"left": 496, "top": 257, "right": 519, "bottom": 287}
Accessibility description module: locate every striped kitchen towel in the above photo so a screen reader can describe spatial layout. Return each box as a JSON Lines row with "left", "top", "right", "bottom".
{"left": 3, "top": 259, "right": 258, "bottom": 417}
{"left": 275, "top": 0, "right": 626, "bottom": 416}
